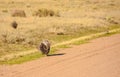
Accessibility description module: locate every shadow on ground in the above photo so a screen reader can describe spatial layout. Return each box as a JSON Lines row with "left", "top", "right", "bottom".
{"left": 47, "top": 53, "right": 66, "bottom": 56}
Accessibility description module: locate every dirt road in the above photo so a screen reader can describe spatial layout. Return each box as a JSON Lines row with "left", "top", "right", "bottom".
{"left": 0, "top": 34, "right": 120, "bottom": 77}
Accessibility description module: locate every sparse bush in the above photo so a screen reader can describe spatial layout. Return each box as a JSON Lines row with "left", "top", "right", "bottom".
{"left": 11, "top": 10, "right": 26, "bottom": 17}
{"left": 1, "top": 32, "right": 8, "bottom": 43}
{"left": 105, "top": 17, "right": 118, "bottom": 24}
{"left": 0, "top": 32, "right": 24, "bottom": 44}
{"left": 57, "top": 32, "right": 65, "bottom": 35}
{"left": 11, "top": 1, "right": 15, "bottom": 4}
{"left": 2, "top": 9, "right": 8, "bottom": 13}
{"left": 26, "top": 4, "right": 31, "bottom": 8}
{"left": 33, "top": 8, "right": 60, "bottom": 17}
{"left": 48, "top": 25, "right": 66, "bottom": 35}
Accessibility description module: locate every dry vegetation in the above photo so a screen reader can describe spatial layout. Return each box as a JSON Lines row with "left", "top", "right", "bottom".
{"left": 0, "top": 0, "right": 120, "bottom": 57}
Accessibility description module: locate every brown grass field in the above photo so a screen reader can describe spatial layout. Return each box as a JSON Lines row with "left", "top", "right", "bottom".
{"left": 0, "top": 0, "right": 120, "bottom": 61}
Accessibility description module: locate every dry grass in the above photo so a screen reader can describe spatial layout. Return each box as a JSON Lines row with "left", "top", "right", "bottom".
{"left": 0, "top": 0, "right": 120, "bottom": 57}
{"left": 33, "top": 8, "right": 60, "bottom": 17}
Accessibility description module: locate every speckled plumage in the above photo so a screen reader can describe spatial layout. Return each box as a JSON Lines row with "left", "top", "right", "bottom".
{"left": 39, "top": 40, "right": 50, "bottom": 56}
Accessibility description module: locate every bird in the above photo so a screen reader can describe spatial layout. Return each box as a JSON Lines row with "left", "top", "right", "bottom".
{"left": 39, "top": 40, "right": 51, "bottom": 56}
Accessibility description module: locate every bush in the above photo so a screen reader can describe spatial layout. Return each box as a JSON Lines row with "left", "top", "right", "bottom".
{"left": 33, "top": 8, "right": 60, "bottom": 17}
{"left": 11, "top": 10, "right": 26, "bottom": 17}
{"left": 2, "top": 9, "right": 8, "bottom": 13}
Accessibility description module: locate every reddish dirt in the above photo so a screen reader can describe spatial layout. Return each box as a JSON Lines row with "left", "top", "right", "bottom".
{"left": 0, "top": 34, "right": 120, "bottom": 77}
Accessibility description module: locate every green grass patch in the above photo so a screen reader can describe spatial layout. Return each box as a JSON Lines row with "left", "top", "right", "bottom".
{"left": 0, "top": 48, "right": 58, "bottom": 65}
{"left": 56, "top": 44, "right": 71, "bottom": 49}
{"left": 0, "top": 52, "right": 42, "bottom": 65}
{"left": 72, "top": 39, "right": 89, "bottom": 45}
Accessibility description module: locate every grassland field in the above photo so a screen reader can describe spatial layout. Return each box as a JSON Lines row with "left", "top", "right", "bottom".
{"left": 0, "top": 0, "right": 120, "bottom": 64}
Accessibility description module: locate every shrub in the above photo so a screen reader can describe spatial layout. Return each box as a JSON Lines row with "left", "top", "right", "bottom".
{"left": 11, "top": 10, "right": 26, "bottom": 17}
{"left": 2, "top": 9, "right": 8, "bottom": 13}
{"left": 33, "top": 8, "right": 60, "bottom": 17}
{"left": 0, "top": 31, "right": 26, "bottom": 44}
